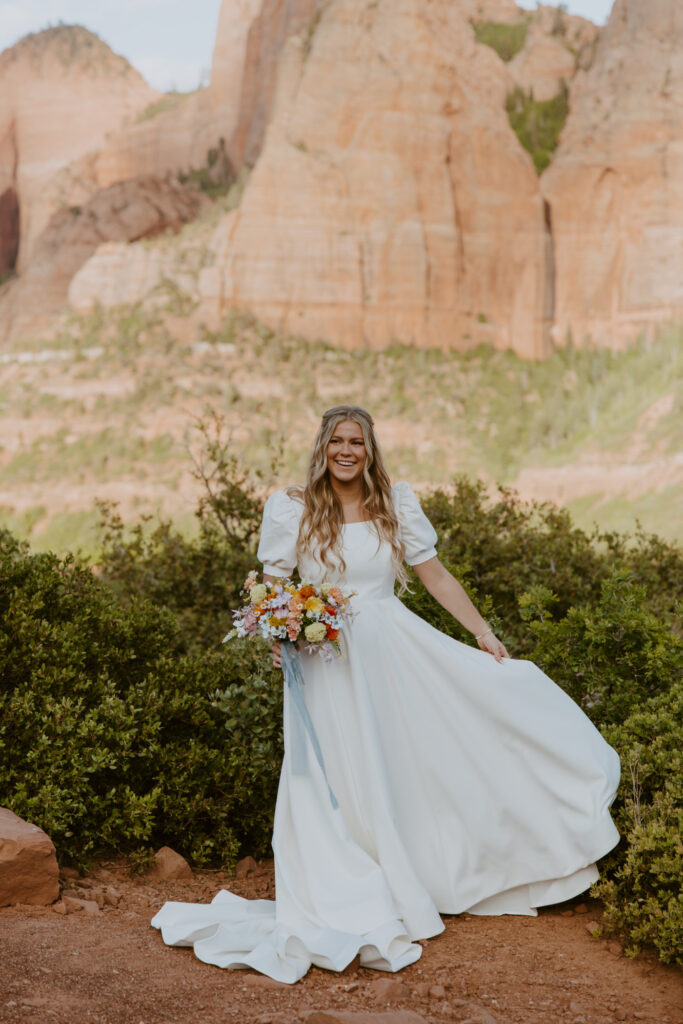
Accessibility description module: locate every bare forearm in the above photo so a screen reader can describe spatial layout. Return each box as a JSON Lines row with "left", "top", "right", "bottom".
{"left": 416, "top": 561, "right": 488, "bottom": 636}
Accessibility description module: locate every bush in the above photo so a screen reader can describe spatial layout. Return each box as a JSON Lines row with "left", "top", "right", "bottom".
{"left": 518, "top": 568, "right": 682, "bottom": 727}
{"left": 96, "top": 413, "right": 267, "bottom": 653}
{"left": 592, "top": 688, "right": 683, "bottom": 965}
{"left": 506, "top": 81, "right": 570, "bottom": 174}
{"left": 471, "top": 19, "right": 529, "bottom": 62}
{"left": 1, "top": 463, "right": 681, "bottom": 965}
{"left": 0, "top": 531, "right": 282, "bottom": 868}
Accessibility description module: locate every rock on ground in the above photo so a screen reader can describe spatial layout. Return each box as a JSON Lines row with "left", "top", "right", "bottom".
{"left": 148, "top": 845, "right": 193, "bottom": 881}
{"left": 0, "top": 807, "right": 59, "bottom": 907}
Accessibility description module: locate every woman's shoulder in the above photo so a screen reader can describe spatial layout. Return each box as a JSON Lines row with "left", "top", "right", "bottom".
{"left": 390, "top": 480, "right": 421, "bottom": 508}
{"left": 263, "top": 486, "right": 305, "bottom": 519}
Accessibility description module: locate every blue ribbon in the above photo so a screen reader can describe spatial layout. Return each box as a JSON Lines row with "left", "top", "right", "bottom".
{"left": 280, "top": 642, "right": 339, "bottom": 810}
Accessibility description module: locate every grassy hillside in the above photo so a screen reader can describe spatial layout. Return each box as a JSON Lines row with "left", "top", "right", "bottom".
{"left": 0, "top": 302, "right": 680, "bottom": 555}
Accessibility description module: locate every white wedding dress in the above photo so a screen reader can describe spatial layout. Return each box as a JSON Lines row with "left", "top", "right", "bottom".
{"left": 151, "top": 482, "right": 621, "bottom": 983}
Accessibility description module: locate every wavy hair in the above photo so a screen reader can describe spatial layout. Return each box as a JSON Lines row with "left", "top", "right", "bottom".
{"left": 286, "top": 405, "right": 410, "bottom": 593}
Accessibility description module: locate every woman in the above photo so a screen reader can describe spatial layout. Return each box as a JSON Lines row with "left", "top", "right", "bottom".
{"left": 152, "top": 405, "right": 621, "bottom": 983}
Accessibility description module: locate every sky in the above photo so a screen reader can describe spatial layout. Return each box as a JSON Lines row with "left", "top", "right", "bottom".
{"left": 0, "top": 0, "right": 615, "bottom": 93}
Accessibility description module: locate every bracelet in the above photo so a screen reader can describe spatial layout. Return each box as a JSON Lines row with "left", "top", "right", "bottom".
{"left": 474, "top": 627, "right": 493, "bottom": 640}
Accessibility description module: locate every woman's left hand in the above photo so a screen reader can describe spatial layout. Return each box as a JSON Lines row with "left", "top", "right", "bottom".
{"left": 477, "top": 631, "right": 510, "bottom": 663}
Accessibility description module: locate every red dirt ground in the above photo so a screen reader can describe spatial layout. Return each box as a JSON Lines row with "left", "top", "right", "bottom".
{"left": 0, "top": 858, "right": 680, "bottom": 1024}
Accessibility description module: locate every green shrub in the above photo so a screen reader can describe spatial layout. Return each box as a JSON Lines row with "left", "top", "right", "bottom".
{"left": 518, "top": 570, "right": 682, "bottom": 963}
{"left": 519, "top": 568, "right": 682, "bottom": 727}
{"left": 1, "top": 461, "right": 681, "bottom": 966}
{"left": 506, "top": 81, "right": 570, "bottom": 173}
{"left": 592, "top": 688, "right": 683, "bottom": 964}
{"left": 0, "top": 532, "right": 282, "bottom": 868}
{"left": 96, "top": 415, "right": 267, "bottom": 653}
{"left": 472, "top": 19, "right": 529, "bottom": 62}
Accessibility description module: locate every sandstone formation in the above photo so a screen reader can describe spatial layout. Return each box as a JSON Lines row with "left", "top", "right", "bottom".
{"left": 196, "top": 0, "right": 549, "bottom": 355}
{"left": 458, "top": 0, "right": 521, "bottom": 24}
{"left": 5, "top": 0, "right": 682, "bottom": 359}
{"left": 0, "top": 25, "right": 158, "bottom": 274}
{"left": 507, "top": 21, "right": 576, "bottom": 102}
{"left": 0, "top": 807, "right": 59, "bottom": 906}
{"left": 66, "top": 0, "right": 322, "bottom": 201}
{"left": 541, "top": 0, "right": 683, "bottom": 349}
{"left": 0, "top": 176, "right": 205, "bottom": 342}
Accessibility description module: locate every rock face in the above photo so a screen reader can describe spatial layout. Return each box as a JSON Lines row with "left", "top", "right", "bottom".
{"left": 0, "top": 176, "right": 205, "bottom": 342}
{"left": 198, "top": 0, "right": 548, "bottom": 355}
{"left": 458, "top": 0, "right": 522, "bottom": 24}
{"left": 507, "top": 21, "right": 576, "bottom": 102}
{"left": 541, "top": 0, "right": 683, "bottom": 349}
{"left": 0, "top": 26, "right": 158, "bottom": 273}
{"left": 71, "top": 0, "right": 321, "bottom": 198}
{"left": 0, "top": 807, "right": 59, "bottom": 906}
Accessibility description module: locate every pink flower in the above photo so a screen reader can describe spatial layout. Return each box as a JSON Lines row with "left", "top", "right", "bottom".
{"left": 243, "top": 570, "right": 258, "bottom": 592}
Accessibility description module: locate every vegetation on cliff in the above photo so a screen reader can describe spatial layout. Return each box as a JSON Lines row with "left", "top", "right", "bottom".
{"left": 471, "top": 18, "right": 530, "bottom": 62}
{"left": 506, "top": 80, "right": 570, "bottom": 173}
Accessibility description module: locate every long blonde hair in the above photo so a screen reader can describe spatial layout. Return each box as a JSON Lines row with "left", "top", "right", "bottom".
{"left": 287, "top": 405, "right": 410, "bottom": 593}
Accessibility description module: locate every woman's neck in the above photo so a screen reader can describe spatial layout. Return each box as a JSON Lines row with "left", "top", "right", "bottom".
{"left": 330, "top": 478, "right": 368, "bottom": 522}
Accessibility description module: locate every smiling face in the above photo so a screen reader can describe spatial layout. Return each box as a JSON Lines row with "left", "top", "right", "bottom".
{"left": 325, "top": 418, "right": 367, "bottom": 484}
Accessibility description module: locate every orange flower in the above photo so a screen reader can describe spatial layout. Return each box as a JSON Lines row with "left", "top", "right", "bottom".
{"left": 299, "top": 584, "right": 315, "bottom": 599}
{"left": 326, "top": 626, "right": 339, "bottom": 641}
{"left": 328, "top": 586, "right": 344, "bottom": 605}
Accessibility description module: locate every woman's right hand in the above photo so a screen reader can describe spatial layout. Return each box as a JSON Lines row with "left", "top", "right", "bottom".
{"left": 271, "top": 641, "right": 282, "bottom": 669}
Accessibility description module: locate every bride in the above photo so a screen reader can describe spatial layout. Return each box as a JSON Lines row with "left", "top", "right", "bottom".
{"left": 151, "top": 404, "right": 621, "bottom": 983}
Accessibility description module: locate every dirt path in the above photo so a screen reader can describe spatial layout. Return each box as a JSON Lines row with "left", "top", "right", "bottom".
{"left": 0, "top": 859, "right": 680, "bottom": 1024}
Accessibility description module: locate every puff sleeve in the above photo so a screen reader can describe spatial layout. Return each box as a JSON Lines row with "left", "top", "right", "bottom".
{"left": 392, "top": 481, "right": 438, "bottom": 566}
{"left": 257, "top": 490, "right": 303, "bottom": 577}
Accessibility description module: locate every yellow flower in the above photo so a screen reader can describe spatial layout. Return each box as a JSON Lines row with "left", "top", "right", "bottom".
{"left": 305, "top": 596, "right": 324, "bottom": 614}
{"left": 320, "top": 582, "right": 332, "bottom": 598}
{"left": 250, "top": 583, "right": 268, "bottom": 605}
{"left": 304, "top": 622, "right": 327, "bottom": 643}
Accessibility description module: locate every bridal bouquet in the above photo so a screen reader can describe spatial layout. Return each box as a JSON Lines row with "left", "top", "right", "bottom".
{"left": 223, "top": 570, "right": 355, "bottom": 660}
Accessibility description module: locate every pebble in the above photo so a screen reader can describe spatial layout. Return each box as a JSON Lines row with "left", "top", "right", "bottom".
{"left": 369, "top": 977, "right": 404, "bottom": 1002}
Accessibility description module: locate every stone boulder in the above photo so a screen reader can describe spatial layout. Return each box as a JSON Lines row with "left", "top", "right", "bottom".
{"left": 541, "top": 0, "right": 683, "bottom": 349}
{"left": 0, "top": 807, "right": 59, "bottom": 906}
{"left": 149, "top": 846, "right": 193, "bottom": 881}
